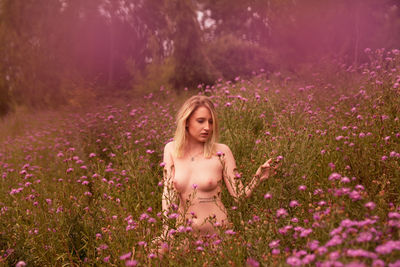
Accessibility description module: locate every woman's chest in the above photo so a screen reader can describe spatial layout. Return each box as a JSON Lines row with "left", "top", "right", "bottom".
{"left": 173, "top": 157, "right": 223, "bottom": 193}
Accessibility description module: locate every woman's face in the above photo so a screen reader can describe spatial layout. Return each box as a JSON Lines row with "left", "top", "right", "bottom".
{"left": 186, "top": 106, "right": 213, "bottom": 143}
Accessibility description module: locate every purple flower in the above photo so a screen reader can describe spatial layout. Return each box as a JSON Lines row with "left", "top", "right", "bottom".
{"left": 375, "top": 240, "right": 400, "bottom": 254}
{"left": 168, "top": 229, "right": 176, "bottom": 236}
{"left": 301, "top": 254, "right": 316, "bottom": 265}
{"left": 120, "top": 252, "right": 132, "bottom": 260}
{"left": 246, "top": 258, "right": 260, "bottom": 267}
{"left": 365, "top": 202, "right": 376, "bottom": 210}
{"left": 307, "top": 240, "right": 319, "bottom": 250}
{"left": 372, "top": 259, "right": 385, "bottom": 267}
{"left": 340, "top": 176, "right": 350, "bottom": 183}
{"left": 137, "top": 241, "right": 147, "bottom": 246}
{"left": 326, "top": 235, "right": 343, "bottom": 247}
{"left": 286, "top": 256, "right": 301, "bottom": 266}
{"left": 356, "top": 231, "right": 373, "bottom": 243}
{"left": 346, "top": 249, "right": 377, "bottom": 259}
{"left": 300, "top": 228, "right": 313, "bottom": 237}
{"left": 346, "top": 262, "right": 367, "bottom": 267}
{"left": 125, "top": 260, "right": 138, "bottom": 266}
{"left": 355, "top": 184, "right": 365, "bottom": 191}
{"left": 269, "top": 240, "right": 280, "bottom": 248}
{"left": 290, "top": 200, "right": 299, "bottom": 207}
{"left": 168, "top": 213, "right": 179, "bottom": 219}
{"left": 389, "top": 260, "right": 400, "bottom": 267}
{"left": 276, "top": 208, "right": 288, "bottom": 218}
{"left": 196, "top": 246, "right": 204, "bottom": 251}
{"left": 298, "top": 185, "right": 307, "bottom": 191}
{"left": 328, "top": 172, "right": 341, "bottom": 181}
{"left": 225, "top": 229, "right": 236, "bottom": 235}
{"left": 388, "top": 212, "right": 400, "bottom": 219}
{"left": 272, "top": 248, "right": 280, "bottom": 255}
{"left": 264, "top": 193, "right": 272, "bottom": 199}
{"left": 349, "top": 190, "right": 362, "bottom": 201}
{"left": 139, "top": 213, "right": 149, "bottom": 220}
{"left": 329, "top": 251, "right": 340, "bottom": 260}
{"left": 328, "top": 162, "right": 336, "bottom": 170}
{"left": 317, "top": 246, "right": 327, "bottom": 255}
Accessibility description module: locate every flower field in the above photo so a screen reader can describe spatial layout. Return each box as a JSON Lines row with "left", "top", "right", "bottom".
{"left": 1, "top": 48, "right": 399, "bottom": 266}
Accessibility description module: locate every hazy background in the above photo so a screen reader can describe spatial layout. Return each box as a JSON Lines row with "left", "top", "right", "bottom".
{"left": 0, "top": 0, "right": 399, "bottom": 116}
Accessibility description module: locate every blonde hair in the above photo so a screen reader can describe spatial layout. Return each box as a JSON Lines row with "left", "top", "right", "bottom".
{"left": 174, "top": 95, "right": 219, "bottom": 158}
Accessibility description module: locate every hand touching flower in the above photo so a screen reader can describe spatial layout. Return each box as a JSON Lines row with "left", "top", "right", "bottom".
{"left": 256, "top": 158, "right": 281, "bottom": 181}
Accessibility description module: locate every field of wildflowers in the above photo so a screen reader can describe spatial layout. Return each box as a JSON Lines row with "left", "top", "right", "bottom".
{"left": 0, "top": 48, "right": 399, "bottom": 266}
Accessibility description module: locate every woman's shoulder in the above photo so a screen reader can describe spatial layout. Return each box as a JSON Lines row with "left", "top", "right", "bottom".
{"left": 214, "top": 143, "right": 232, "bottom": 154}
{"left": 164, "top": 141, "right": 175, "bottom": 152}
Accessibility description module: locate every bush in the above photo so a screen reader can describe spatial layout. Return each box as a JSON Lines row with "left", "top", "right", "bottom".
{"left": 206, "top": 34, "right": 276, "bottom": 81}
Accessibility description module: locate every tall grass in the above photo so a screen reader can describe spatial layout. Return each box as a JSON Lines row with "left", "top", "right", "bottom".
{"left": 0, "top": 48, "right": 399, "bottom": 266}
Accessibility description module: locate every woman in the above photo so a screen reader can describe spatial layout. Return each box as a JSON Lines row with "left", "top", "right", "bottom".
{"left": 161, "top": 95, "right": 279, "bottom": 238}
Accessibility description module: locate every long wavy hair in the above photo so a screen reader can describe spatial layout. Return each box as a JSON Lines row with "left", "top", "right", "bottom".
{"left": 173, "top": 95, "right": 219, "bottom": 158}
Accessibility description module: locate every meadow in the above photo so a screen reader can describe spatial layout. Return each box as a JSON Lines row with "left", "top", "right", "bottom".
{"left": 0, "top": 48, "right": 399, "bottom": 266}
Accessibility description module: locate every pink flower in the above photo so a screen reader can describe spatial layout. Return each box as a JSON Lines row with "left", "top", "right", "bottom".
{"left": 328, "top": 162, "right": 335, "bottom": 170}
{"left": 298, "top": 185, "right": 307, "bottom": 191}
{"left": 264, "top": 193, "right": 272, "bottom": 199}
{"left": 269, "top": 240, "right": 280, "bottom": 248}
{"left": 120, "top": 252, "right": 131, "bottom": 260}
{"left": 276, "top": 208, "right": 288, "bottom": 218}
{"left": 225, "top": 229, "right": 236, "bottom": 235}
{"left": 137, "top": 241, "right": 147, "bottom": 246}
{"left": 246, "top": 258, "right": 260, "bottom": 267}
{"left": 125, "top": 260, "right": 138, "bottom": 266}
{"left": 328, "top": 172, "right": 341, "bottom": 181}
{"left": 286, "top": 256, "right": 301, "bottom": 266}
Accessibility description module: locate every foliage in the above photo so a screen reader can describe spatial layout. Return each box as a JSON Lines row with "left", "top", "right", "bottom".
{"left": 129, "top": 57, "right": 176, "bottom": 95}
{"left": 1, "top": 0, "right": 400, "bottom": 116}
{"left": 0, "top": 49, "right": 399, "bottom": 266}
{"left": 166, "top": 0, "right": 220, "bottom": 89}
{"left": 206, "top": 34, "right": 275, "bottom": 81}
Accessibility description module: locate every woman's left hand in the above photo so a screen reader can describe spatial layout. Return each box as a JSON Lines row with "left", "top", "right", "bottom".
{"left": 256, "top": 158, "right": 281, "bottom": 181}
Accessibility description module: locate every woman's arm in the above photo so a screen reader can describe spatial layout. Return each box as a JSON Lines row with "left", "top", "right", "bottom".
{"left": 161, "top": 142, "right": 178, "bottom": 236}
{"left": 219, "top": 144, "right": 277, "bottom": 201}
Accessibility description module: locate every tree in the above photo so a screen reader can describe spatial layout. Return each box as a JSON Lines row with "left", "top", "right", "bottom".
{"left": 165, "top": 0, "right": 219, "bottom": 89}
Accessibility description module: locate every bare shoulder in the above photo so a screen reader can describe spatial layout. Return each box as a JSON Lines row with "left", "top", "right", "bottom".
{"left": 215, "top": 143, "right": 232, "bottom": 155}
{"left": 164, "top": 141, "right": 175, "bottom": 152}
{"left": 163, "top": 141, "right": 175, "bottom": 164}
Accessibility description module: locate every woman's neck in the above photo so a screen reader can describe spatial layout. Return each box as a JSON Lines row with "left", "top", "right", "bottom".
{"left": 185, "top": 139, "right": 205, "bottom": 154}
